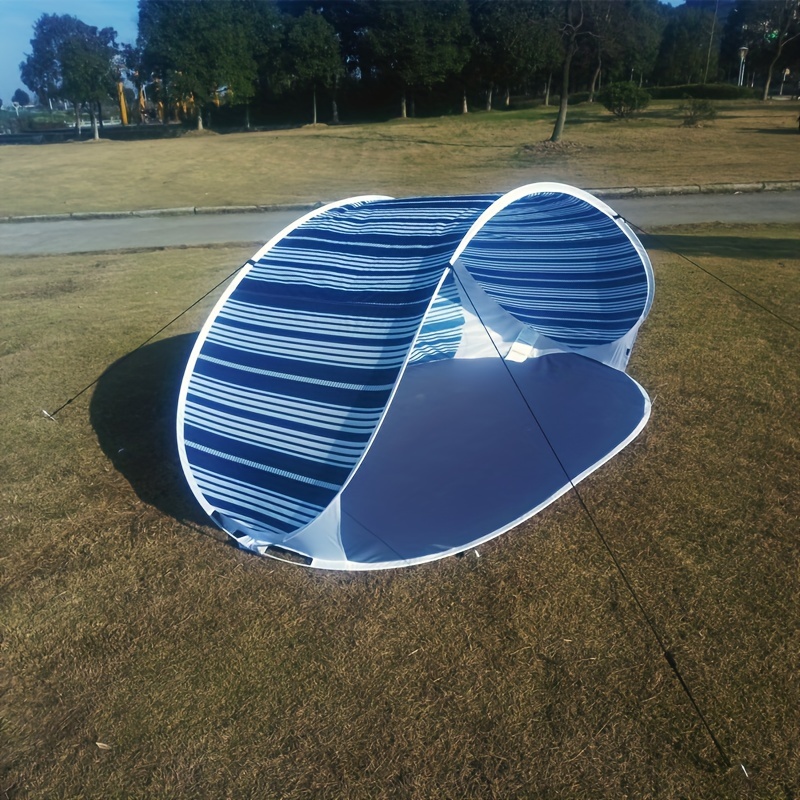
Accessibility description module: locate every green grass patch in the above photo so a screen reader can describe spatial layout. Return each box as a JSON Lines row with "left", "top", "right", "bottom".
{"left": 1, "top": 226, "right": 798, "bottom": 797}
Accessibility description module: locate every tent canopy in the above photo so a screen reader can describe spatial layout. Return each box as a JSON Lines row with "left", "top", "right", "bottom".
{"left": 177, "top": 183, "right": 654, "bottom": 570}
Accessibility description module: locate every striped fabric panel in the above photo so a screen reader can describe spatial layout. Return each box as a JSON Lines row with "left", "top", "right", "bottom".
{"left": 408, "top": 271, "right": 465, "bottom": 365}
{"left": 456, "top": 193, "right": 650, "bottom": 348}
{"left": 182, "top": 195, "right": 495, "bottom": 539}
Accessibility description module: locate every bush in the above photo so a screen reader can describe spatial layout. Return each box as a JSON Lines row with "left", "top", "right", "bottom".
{"left": 679, "top": 97, "right": 717, "bottom": 127}
{"left": 648, "top": 83, "right": 757, "bottom": 100}
{"left": 568, "top": 91, "right": 591, "bottom": 105}
{"left": 600, "top": 82, "right": 651, "bottom": 118}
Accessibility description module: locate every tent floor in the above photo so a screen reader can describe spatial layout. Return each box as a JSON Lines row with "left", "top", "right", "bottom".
{"left": 338, "top": 353, "right": 649, "bottom": 565}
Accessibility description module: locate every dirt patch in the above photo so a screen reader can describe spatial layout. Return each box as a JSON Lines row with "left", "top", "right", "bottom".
{"left": 180, "top": 128, "right": 220, "bottom": 137}
{"left": 4, "top": 277, "right": 81, "bottom": 300}
{"left": 517, "top": 139, "right": 585, "bottom": 157}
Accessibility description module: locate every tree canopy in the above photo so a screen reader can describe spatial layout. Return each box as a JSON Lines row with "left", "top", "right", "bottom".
{"left": 12, "top": 89, "right": 31, "bottom": 106}
{"left": 20, "top": 13, "right": 118, "bottom": 136}
{"left": 138, "top": 0, "right": 264, "bottom": 128}
{"left": 20, "top": 14, "right": 117, "bottom": 108}
{"left": 286, "top": 10, "right": 342, "bottom": 124}
{"left": 15, "top": 1, "right": 800, "bottom": 140}
{"left": 721, "top": 0, "right": 800, "bottom": 98}
{"left": 365, "top": 0, "right": 473, "bottom": 117}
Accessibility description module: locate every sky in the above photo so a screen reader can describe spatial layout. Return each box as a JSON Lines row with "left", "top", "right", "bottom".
{"left": 0, "top": 0, "right": 686, "bottom": 108}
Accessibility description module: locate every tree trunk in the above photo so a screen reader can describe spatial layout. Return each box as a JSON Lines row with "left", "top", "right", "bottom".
{"left": 763, "top": 61, "right": 777, "bottom": 100}
{"left": 550, "top": 0, "right": 583, "bottom": 142}
{"left": 544, "top": 74, "right": 552, "bottom": 107}
{"left": 245, "top": 105, "right": 251, "bottom": 130}
{"left": 761, "top": 11, "right": 800, "bottom": 100}
{"left": 331, "top": 74, "right": 340, "bottom": 124}
{"left": 196, "top": 107, "right": 204, "bottom": 131}
{"left": 312, "top": 85, "right": 317, "bottom": 125}
{"left": 462, "top": 87, "right": 468, "bottom": 114}
{"left": 504, "top": 87, "right": 510, "bottom": 107}
{"left": 90, "top": 107, "right": 99, "bottom": 140}
{"left": 485, "top": 85, "right": 493, "bottom": 112}
{"left": 74, "top": 103, "right": 82, "bottom": 134}
{"left": 400, "top": 89, "right": 407, "bottom": 119}
{"left": 703, "top": 0, "right": 719, "bottom": 84}
{"left": 551, "top": 39, "right": 577, "bottom": 142}
{"left": 589, "top": 58, "right": 601, "bottom": 103}
{"left": 762, "top": 36, "right": 792, "bottom": 100}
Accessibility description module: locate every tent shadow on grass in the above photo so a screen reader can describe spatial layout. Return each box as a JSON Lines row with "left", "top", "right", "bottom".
{"left": 89, "top": 332, "right": 210, "bottom": 527}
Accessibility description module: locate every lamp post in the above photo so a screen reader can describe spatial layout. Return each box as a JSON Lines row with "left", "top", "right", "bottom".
{"left": 737, "top": 46, "right": 748, "bottom": 87}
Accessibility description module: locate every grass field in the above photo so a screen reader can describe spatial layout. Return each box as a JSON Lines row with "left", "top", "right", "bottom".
{"left": 2, "top": 100, "right": 798, "bottom": 797}
{"left": 1, "top": 219, "right": 798, "bottom": 797}
{"left": 1, "top": 99, "right": 799, "bottom": 217}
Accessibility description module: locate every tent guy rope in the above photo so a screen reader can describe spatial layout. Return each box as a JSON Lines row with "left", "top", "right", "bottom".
{"left": 450, "top": 263, "right": 740, "bottom": 774}
{"left": 42, "top": 259, "right": 250, "bottom": 420}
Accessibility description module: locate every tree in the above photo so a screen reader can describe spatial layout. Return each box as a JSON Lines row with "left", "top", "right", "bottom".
{"left": 719, "top": 1, "right": 800, "bottom": 95}
{"left": 582, "top": 1, "right": 617, "bottom": 102}
{"left": 12, "top": 89, "right": 31, "bottom": 106}
{"left": 618, "top": 0, "right": 665, "bottom": 85}
{"left": 550, "top": 0, "right": 586, "bottom": 142}
{"left": 726, "top": 1, "right": 800, "bottom": 99}
{"left": 654, "top": 5, "right": 718, "bottom": 85}
{"left": 59, "top": 28, "right": 117, "bottom": 139}
{"left": 467, "top": 0, "right": 560, "bottom": 111}
{"left": 20, "top": 14, "right": 95, "bottom": 110}
{"left": 365, "top": 0, "right": 472, "bottom": 118}
{"left": 286, "top": 10, "right": 343, "bottom": 124}
{"left": 580, "top": 0, "right": 664, "bottom": 100}
{"left": 138, "top": 0, "right": 261, "bottom": 130}
{"left": 760, "top": 1, "right": 800, "bottom": 98}
{"left": 20, "top": 14, "right": 118, "bottom": 133}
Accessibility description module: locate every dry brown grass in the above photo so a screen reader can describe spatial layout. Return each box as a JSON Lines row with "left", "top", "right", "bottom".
{"left": 1, "top": 99, "right": 798, "bottom": 217}
{"left": 1, "top": 222, "right": 798, "bottom": 798}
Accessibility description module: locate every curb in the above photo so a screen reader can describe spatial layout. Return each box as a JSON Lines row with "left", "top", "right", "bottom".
{"left": 589, "top": 180, "right": 800, "bottom": 198}
{"left": 0, "top": 202, "right": 324, "bottom": 225}
{"left": 2, "top": 182, "right": 800, "bottom": 224}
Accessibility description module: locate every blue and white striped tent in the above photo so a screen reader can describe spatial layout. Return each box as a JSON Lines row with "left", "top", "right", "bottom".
{"left": 177, "top": 183, "right": 654, "bottom": 570}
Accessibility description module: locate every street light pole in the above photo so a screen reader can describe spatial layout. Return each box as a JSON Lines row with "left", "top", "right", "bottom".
{"left": 738, "top": 46, "right": 748, "bottom": 87}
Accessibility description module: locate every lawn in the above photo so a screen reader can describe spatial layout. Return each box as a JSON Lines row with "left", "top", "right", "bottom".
{"left": 1, "top": 221, "right": 798, "bottom": 798}
{"left": 1, "top": 99, "right": 799, "bottom": 217}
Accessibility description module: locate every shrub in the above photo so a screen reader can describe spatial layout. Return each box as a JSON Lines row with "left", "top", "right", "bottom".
{"left": 600, "top": 82, "right": 651, "bottom": 118}
{"left": 648, "top": 83, "right": 757, "bottom": 100}
{"left": 568, "top": 91, "right": 591, "bottom": 105}
{"left": 679, "top": 97, "right": 717, "bottom": 127}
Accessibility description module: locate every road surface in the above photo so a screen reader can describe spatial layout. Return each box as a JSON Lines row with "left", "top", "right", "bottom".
{"left": 2, "top": 191, "right": 799, "bottom": 256}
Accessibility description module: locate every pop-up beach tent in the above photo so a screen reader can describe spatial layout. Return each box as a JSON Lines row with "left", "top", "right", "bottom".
{"left": 177, "top": 183, "right": 654, "bottom": 570}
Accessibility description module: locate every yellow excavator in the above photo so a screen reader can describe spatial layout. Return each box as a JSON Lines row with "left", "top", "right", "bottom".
{"left": 117, "top": 80, "right": 128, "bottom": 125}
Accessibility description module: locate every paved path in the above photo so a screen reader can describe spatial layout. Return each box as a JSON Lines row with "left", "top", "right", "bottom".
{"left": 2, "top": 191, "right": 799, "bottom": 256}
